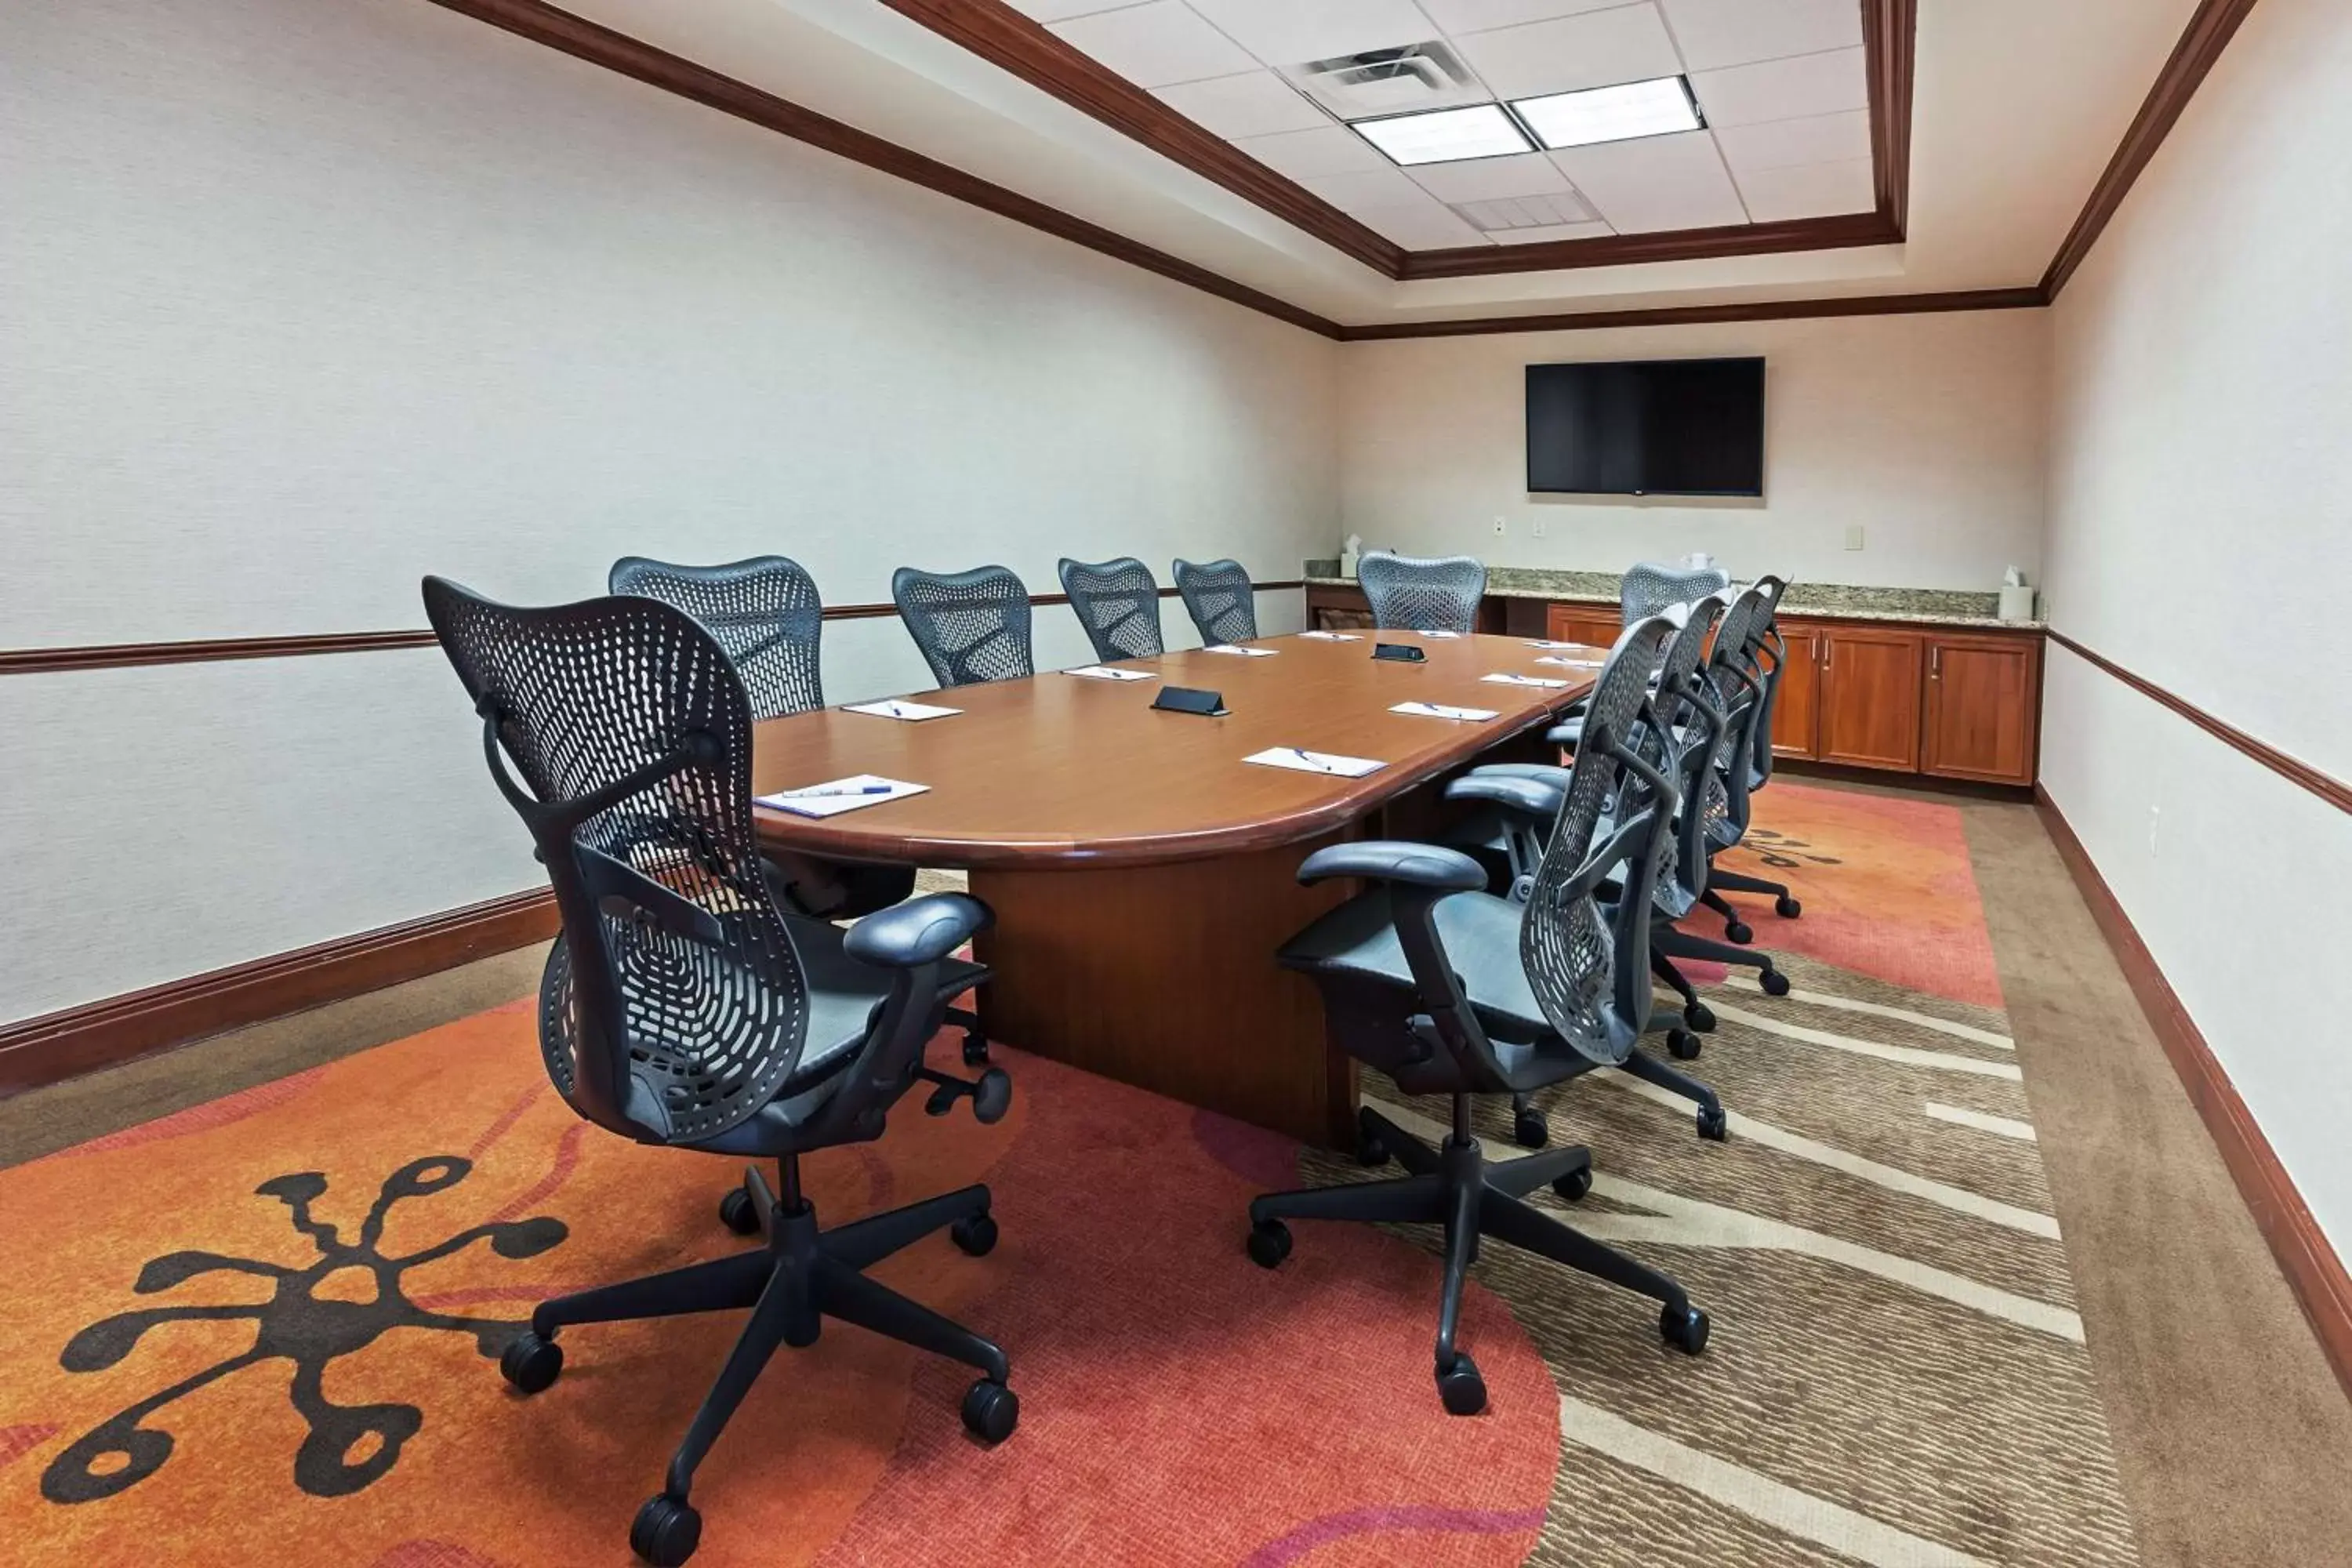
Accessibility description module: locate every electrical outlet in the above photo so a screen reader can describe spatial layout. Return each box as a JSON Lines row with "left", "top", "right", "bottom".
{"left": 1491, "top": 515, "right": 1508, "bottom": 536}
{"left": 2147, "top": 803, "right": 2161, "bottom": 855}
{"left": 1843, "top": 525, "right": 1865, "bottom": 551}
{"left": 1530, "top": 518, "right": 1547, "bottom": 539}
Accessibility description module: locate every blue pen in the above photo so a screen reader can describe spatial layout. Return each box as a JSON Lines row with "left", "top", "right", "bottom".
{"left": 787, "top": 782, "right": 895, "bottom": 798}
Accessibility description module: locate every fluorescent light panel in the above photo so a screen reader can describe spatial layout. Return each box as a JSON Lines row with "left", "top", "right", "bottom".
{"left": 1514, "top": 76, "right": 1699, "bottom": 150}
{"left": 1352, "top": 103, "right": 1531, "bottom": 166}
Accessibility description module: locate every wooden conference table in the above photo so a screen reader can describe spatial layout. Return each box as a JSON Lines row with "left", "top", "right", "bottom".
{"left": 748, "top": 632, "right": 1602, "bottom": 1147}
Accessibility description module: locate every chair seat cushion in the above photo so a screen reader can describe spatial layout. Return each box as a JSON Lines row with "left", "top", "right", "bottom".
{"left": 1279, "top": 887, "right": 1549, "bottom": 1039}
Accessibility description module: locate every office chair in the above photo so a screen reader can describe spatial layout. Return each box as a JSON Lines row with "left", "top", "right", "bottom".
{"left": 891, "top": 564, "right": 1034, "bottom": 688}
{"left": 1619, "top": 561, "right": 1731, "bottom": 623}
{"left": 1356, "top": 550, "right": 1487, "bottom": 633}
{"left": 1701, "top": 574, "right": 1804, "bottom": 940}
{"left": 1246, "top": 615, "right": 1709, "bottom": 1415}
{"left": 424, "top": 578, "right": 1020, "bottom": 1567}
{"left": 1172, "top": 557, "right": 1258, "bottom": 645}
{"left": 1451, "top": 593, "right": 1740, "bottom": 1144}
{"left": 611, "top": 556, "right": 988, "bottom": 1066}
{"left": 1058, "top": 556, "right": 1164, "bottom": 662}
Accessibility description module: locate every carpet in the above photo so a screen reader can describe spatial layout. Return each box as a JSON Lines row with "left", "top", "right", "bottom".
{"left": 0, "top": 783, "right": 2138, "bottom": 1565}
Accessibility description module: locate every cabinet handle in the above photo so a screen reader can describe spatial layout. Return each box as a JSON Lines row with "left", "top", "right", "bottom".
{"left": 1930, "top": 646, "right": 1940, "bottom": 680}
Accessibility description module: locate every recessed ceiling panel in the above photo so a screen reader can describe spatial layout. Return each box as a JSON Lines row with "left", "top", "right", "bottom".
{"left": 1734, "top": 156, "right": 1875, "bottom": 221}
{"left": 1153, "top": 70, "right": 1328, "bottom": 139}
{"left": 1688, "top": 45, "right": 1868, "bottom": 129}
{"left": 1408, "top": 151, "right": 1577, "bottom": 203}
{"left": 1448, "top": 5, "right": 1685, "bottom": 101}
{"left": 1657, "top": 0, "right": 1866, "bottom": 74}
{"left": 1047, "top": 2, "right": 1257, "bottom": 89}
{"left": 1232, "top": 124, "right": 1396, "bottom": 181}
{"left": 1714, "top": 107, "right": 1871, "bottom": 176}
{"left": 1548, "top": 129, "right": 1748, "bottom": 233}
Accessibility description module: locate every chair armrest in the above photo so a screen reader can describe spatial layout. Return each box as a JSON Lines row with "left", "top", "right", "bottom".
{"left": 1467, "top": 762, "right": 1571, "bottom": 789}
{"left": 844, "top": 892, "right": 993, "bottom": 968}
{"left": 1543, "top": 720, "right": 1585, "bottom": 748}
{"left": 1443, "top": 774, "right": 1563, "bottom": 820}
{"left": 1296, "top": 841, "right": 1486, "bottom": 892}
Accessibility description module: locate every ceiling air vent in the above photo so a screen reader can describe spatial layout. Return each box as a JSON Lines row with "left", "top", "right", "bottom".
{"left": 1451, "top": 193, "right": 1599, "bottom": 234}
{"left": 1280, "top": 42, "right": 1486, "bottom": 121}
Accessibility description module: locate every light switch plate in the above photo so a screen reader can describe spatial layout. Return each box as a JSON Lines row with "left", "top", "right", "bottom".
{"left": 1492, "top": 516, "right": 1508, "bottom": 536}
{"left": 1843, "top": 525, "right": 1865, "bottom": 550}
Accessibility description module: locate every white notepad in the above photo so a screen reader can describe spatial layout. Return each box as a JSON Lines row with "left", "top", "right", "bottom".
{"left": 1482, "top": 672, "right": 1572, "bottom": 689}
{"left": 1534, "top": 655, "right": 1605, "bottom": 670}
{"left": 841, "top": 699, "right": 961, "bottom": 721}
{"left": 1297, "top": 630, "right": 1363, "bottom": 641}
{"left": 1203, "top": 644, "right": 1279, "bottom": 657}
{"left": 1390, "top": 701, "right": 1500, "bottom": 722}
{"left": 1525, "top": 639, "right": 1588, "bottom": 650}
{"left": 1064, "top": 665, "right": 1156, "bottom": 681}
{"left": 757, "top": 775, "right": 928, "bottom": 818}
{"left": 1410, "top": 629, "right": 1465, "bottom": 639}
{"left": 1243, "top": 746, "right": 1385, "bottom": 778}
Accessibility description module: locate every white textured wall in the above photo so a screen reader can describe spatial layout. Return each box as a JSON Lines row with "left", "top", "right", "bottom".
{"left": 2041, "top": 0, "right": 2352, "bottom": 1252}
{"left": 1338, "top": 310, "right": 2050, "bottom": 592}
{"left": 0, "top": 0, "right": 1336, "bottom": 1022}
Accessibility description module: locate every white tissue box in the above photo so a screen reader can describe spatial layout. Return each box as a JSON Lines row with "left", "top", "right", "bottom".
{"left": 1998, "top": 584, "right": 2036, "bottom": 622}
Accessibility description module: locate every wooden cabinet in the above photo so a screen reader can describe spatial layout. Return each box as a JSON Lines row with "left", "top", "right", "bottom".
{"left": 1767, "top": 620, "right": 1823, "bottom": 759}
{"left": 1544, "top": 603, "right": 1621, "bottom": 649}
{"left": 1817, "top": 627, "right": 1925, "bottom": 771}
{"left": 1922, "top": 633, "right": 2042, "bottom": 785}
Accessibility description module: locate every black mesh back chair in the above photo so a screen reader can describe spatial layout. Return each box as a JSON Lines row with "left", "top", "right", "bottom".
{"left": 1058, "top": 556, "right": 1164, "bottom": 662}
{"left": 608, "top": 557, "right": 989, "bottom": 1063}
{"left": 424, "top": 578, "right": 1021, "bottom": 1567}
{"left": 608, "top": 556, "right": 824, "bottom": 720}
{"left": 1244, "top": 616, "right": 1709, "bottom": 1415}
{"left": 891, "top": 564, "right": 1034, "bottom": 688}
{"left": 1357, "top": 551, "right": 1487, "bottom": 633}
{"left": 1619, "top": 561, "right": 1731, "bottom": 624}
{"left": 1695, "top": 573, "right": 1804, "bottom": 938}
{"left": 1172, "top": 557, "right": 1258, "bottom": 645}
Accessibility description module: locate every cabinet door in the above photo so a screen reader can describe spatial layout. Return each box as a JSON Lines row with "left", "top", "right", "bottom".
{"left": 1817, "top": 628, "right": 1924, "bottom": 771}
{"left": 1545, "top": 604, "right": 1621, "bottom": 649}
{"left": 1766, "top": 623, "right": 1822, "bottom": 759}
{"left": 1923, "top": 634, "right": 2041, "bottom": 784}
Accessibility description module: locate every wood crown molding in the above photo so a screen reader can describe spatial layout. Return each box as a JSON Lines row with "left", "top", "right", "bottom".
{"left": 2044, "top": 632, "right": 2351, "bottom": 817}
{"left": 2035, "top": 785, "right": 2352, "bottom": 1400}
{"left": 1335, "top": 286, "right": 2044, "bottom": 343}
{"left": 1, "top": 583, "right": 1308, "bottom": 676}
{"left": 2041, "top": 0, "right": 2262, "bottom": 299}
{"left": 879, "top": 0, "right": 1915, "bottom": 282}
{"left": 0, "top": 890, "right": 558, "bottom": 1096}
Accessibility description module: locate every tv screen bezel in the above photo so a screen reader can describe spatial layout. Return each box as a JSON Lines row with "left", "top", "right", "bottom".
{"left": 1523, "top": 355, "right": 1766, "bottom": 499}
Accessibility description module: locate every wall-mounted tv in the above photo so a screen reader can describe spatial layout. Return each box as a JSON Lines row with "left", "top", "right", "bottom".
{"left": 1526, "top": 357, "right": 1766, "bottom": 497}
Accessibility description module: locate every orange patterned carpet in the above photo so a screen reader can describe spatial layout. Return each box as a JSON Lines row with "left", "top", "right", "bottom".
{"left": 0, "top": 782, "right": 2100, "bottom": 1566}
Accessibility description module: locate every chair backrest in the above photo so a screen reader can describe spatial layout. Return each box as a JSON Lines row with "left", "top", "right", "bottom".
{"left": 1358, "top": 551, "right": 1486, "bottom": 633}
{"left": 1172, "top": 558, "right": 1258, "bottom": 645}
{"left": 423, "top": 578, "right": 814, "bottom": 1147}
{"left": 1742, "top": 574, "right": 1789, "bottom": 787}
{"left": 608, "top": 555, "right": 824, "bottom": 721}
{"left": 891, "top": 564, "right": 1034, "bottom": 688}
{"left": 1619, "top": 561, "right": 1731, "bottom": 625}
{"left": 1058, "top": 557, "right": 1164, "bottom": 662}
{"left": 1518, "top": 614, "right": 1679, "bottom": 1065}
{"left": 1697, "top": 583, "right": 1777, "bottom": 848}
{"left": 1632, "top": 592, "right": 1733, "bottom": 917}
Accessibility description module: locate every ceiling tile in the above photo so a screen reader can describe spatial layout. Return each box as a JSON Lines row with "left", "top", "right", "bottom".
{"left": 1712, "top": 107, "right": 1869, "bottom": 175}
{"left": 1450, "top": 5, "right": 1684, "bottom": 103}
{"left": 1048, "top": 2, "right": 1259, "bottom": 89}
{"left": 1004, "top": 0, "right": 1136, "bottom": 21}
{"left": 1417, "top": 0, "right": 1632, "bottom": 35}
{"left": 1409, "top": 151, "right": 1574, "bottom": 203}
{"left": 1357, "top": 199, "right": 1492, "bottom": 249}
{"left": 1733, "top": 155, "right": 1875, "bottom": 220}
{"left": 1656, "top": 0, "right": 1863, "bottom": 73}
{"left": 1186, "top": 0, "right": 1436, "bottom": 67}
{"left": 1548, "top": 129, "right": 1748, "bottom": 232}
{"left": 1490, "top": 220, "right": 1617, "bottom": 244}
{"left": 1297, "top": 165, "right": 1432, "bottom": 213}
{"left": 1232, "top": 124, "right": 1393, "bottom": 180}
{"left": 1453, "top": 191, "right": 1598, "bottom": 228}
{"left": 1155, "top": 71, "right": 1330, "bottom": 139}
{"left": 1688, "top": 45, "right": 1866, "bottom": 128}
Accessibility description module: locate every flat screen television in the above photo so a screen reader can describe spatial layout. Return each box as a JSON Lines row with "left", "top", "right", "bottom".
{"left": 1526, "top": 357, "right": 1766, "bottom": 497}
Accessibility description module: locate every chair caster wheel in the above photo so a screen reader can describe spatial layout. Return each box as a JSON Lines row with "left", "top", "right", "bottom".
{"left": 960, "top": 1032, "right": 989, "bottom": 1068}
{"left": 1356, "top": 1134, "right": 1391, "bottom": 1167}
{"left": 1759, "top": 968, "right": 1790, "bottom": 997}
{"left": 1246, "top": 1218, "right": 1293, "bottom": 1269}
{"left": 1551, "top": 1166, "right": 1592, "bottom": 1203}
{"left": 1512, "top": 1105, "right": 1549, "bottom": 1148}
{"left": 630, "top": 1493, "right": 702, "bottom": 1566}
{"left": 498, "top": 1332, "right": 562, "bottom": 1395}
{"left": 1667, "top": 1029, "right": 1702, "bottom": 1062}
{"left": 717, "top": 1185, "right": 761, "bottom": 1236}
{"left": 950, "top": 1212, "right": 998, "bottom": 1257}
{"left": 960, "top": 1378, "right": 1018, "bottom": 1443}
{"left": 1661, "top": 1303, "right": 1711, "bottom": 1356}
{"left": 1697, "top": 1106, "right": 1729, "bottom": 1142}
{"left": 1436, "top": 1352, "right": 1486, "bottom": 1416}
{"left": 1724, "top": 920, "right": 1755, "bottom": 946}
{"left": 1776, "top": 895, "right": 1802, "bottom": 919}
{"left": 971, "top": 1067, "right": 1013, "bottom": 1124}
{"left": 1684, "top": 1001, "right": 1715, "bottom": 1033}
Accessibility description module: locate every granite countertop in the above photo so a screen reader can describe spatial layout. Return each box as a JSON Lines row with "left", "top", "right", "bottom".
{"left": 1300, "top": 564, "right": 2044, "bottom": 630}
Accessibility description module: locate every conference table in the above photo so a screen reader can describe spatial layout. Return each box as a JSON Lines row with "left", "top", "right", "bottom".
{"left": 748, "top": 631, "right": 1603, "bottom": 1147}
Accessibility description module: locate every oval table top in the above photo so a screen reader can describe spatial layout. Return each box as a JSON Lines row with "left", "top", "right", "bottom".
{"left": 749, "top": 631, "right": 1605, "bottom": 869}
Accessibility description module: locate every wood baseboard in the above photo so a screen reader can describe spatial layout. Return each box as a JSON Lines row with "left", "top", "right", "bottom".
{"left": 0, "top": 889, "right": 557, "bottom": 1095}
{"left": 2035, "top": 784, "right": 2352, "bottom": 1399}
